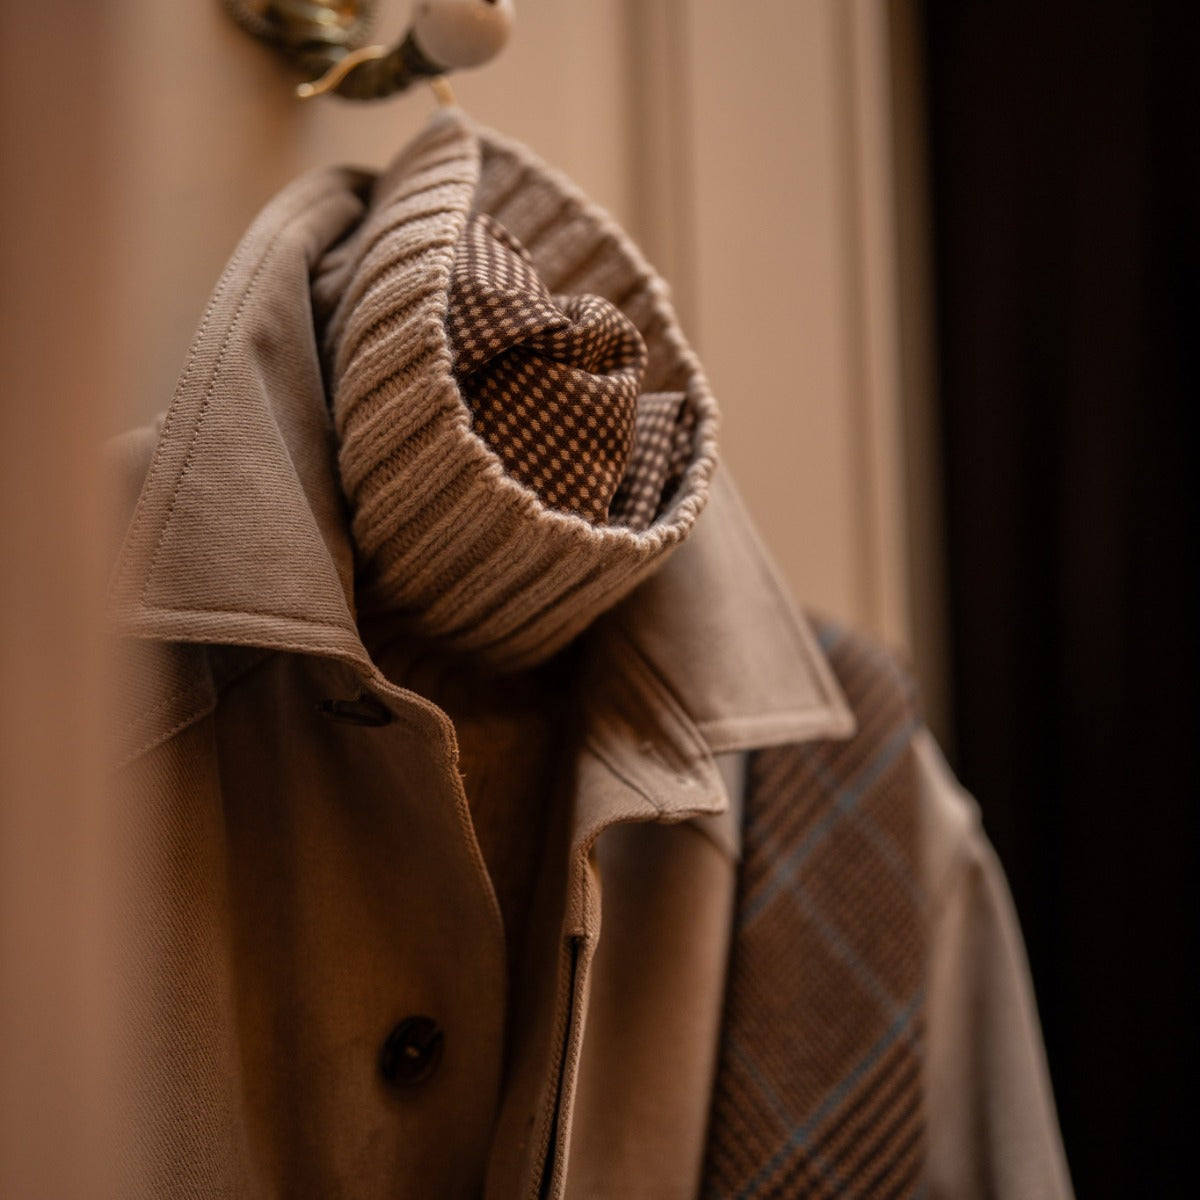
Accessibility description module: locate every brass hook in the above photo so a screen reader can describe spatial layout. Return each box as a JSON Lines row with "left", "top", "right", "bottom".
{"left": 294, "top": 26, "right": 446, "bottom": 102}
{"left": 295, "top": 41, "right": 458, "bottom": 106}
{"left": 295, "top": 45, "right": 390, "bottom": 99}
{"left": 223, "top": 0, "right": 510, "bottom": 104}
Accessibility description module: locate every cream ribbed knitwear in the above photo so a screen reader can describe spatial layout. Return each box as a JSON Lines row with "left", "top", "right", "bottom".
{"left": 311, "top": 107, "right": 718, "bottom": 673}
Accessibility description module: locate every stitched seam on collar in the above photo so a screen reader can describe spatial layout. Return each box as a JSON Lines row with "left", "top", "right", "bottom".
{"left": 139, "top": 226, "right": 294, "bottom": 605}
{"left": 578, "top": 740, "right": 668, "bottom": 820}
{"left": 127, "top": 175, "right": 354, "bottom": 612}
{"left": 110, "top": 228, "right": 245, "bottom": 604}
{"left": 133, "top": 600, "right": 355, "bottom": 632}
{"left": 118, "top": 606, "right": 361, "bottom": 653}
{"left": 697, "top": 706, "right": 857, "bottom": 750}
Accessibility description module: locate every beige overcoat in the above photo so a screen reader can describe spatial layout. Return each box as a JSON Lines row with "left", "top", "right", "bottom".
{"left": 106, "top": 110, "right": 1071, "bottom": 1199}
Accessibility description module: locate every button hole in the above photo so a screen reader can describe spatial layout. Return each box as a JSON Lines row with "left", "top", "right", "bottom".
{"left": 316, "top": 692, "right": 394, "bottom": 727}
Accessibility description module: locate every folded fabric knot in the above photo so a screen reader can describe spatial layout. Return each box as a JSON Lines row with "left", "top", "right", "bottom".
{"left": 446, "top": 213, "right": 645, "bottom": 523}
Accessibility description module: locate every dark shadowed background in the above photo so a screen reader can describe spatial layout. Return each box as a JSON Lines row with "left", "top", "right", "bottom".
{"left": 923, "top": 3, "right": 1200, "bottom": 1194}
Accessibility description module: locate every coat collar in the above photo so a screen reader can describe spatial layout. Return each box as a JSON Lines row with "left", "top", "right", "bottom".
{"left": 108, "top": 162, "right": 369, "bottom": 664}
{"left": 604, "top": 469, "right": 855, "bottom": 757}
{"left": 108, "top": 125, "right": 853, "bottom": 811}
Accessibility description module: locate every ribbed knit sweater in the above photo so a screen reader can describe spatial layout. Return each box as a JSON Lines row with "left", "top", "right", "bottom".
{"left": 310, "top": 107, "right": 719, "bottom": 675}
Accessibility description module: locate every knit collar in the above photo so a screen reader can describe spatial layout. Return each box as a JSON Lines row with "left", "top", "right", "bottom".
{"left": 108, "top": 109, "right": 850, "bottom": 755}
{"left": 310, "top": 108, "right": 718, "bottom": 672}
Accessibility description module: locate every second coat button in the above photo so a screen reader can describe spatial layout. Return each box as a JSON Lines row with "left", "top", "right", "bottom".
{"left": 379, "top": 1016, "right": 444, "bottom": 1087}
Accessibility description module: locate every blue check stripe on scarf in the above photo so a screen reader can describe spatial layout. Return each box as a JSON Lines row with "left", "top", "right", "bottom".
{"left": 701, "top": 620, "right": 927, "bottom": 1199}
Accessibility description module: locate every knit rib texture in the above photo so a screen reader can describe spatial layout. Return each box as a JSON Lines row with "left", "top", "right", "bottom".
{"left": 313, "top": 108, "right": 718, "bottom": 673}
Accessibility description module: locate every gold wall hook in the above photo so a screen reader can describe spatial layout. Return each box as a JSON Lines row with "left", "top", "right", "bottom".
{"left": 295, "top": 44, "right": 389, "bottom": 99}
{"left": 223, "top": 0, "right": 509, "bottom": 103}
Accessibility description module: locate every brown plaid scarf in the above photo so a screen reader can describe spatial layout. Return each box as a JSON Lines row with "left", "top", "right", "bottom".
{"left": 702, "top": 619, "right": 927, "bottom": 1198}
{"left": 446, "top": 211, "right": 693, "bottom": 531}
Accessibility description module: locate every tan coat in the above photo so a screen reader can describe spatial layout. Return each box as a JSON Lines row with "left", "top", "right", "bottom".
{"left": 107, "top": 111, "right": 1071, "bottom": 1199}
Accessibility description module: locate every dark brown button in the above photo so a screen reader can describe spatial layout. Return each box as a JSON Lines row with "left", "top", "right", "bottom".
{"left": 380, "top": 1016, "right": 444, "bottom": 1087}
{"left": 316, "top": 693, "right": 393, "bottom": 726}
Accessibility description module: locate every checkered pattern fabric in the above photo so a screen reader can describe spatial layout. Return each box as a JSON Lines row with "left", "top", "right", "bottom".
{"left": 702, "top": 620, "right": 927, "bottom": 1199}
{"left": 611, "top": 391, "right": 698, "bottom": 531}
{"left": 447, "top": 213, "right": 693, "bottom": 529}
{"left": 447, "top": 213, "right": 644, "bottom": 523}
